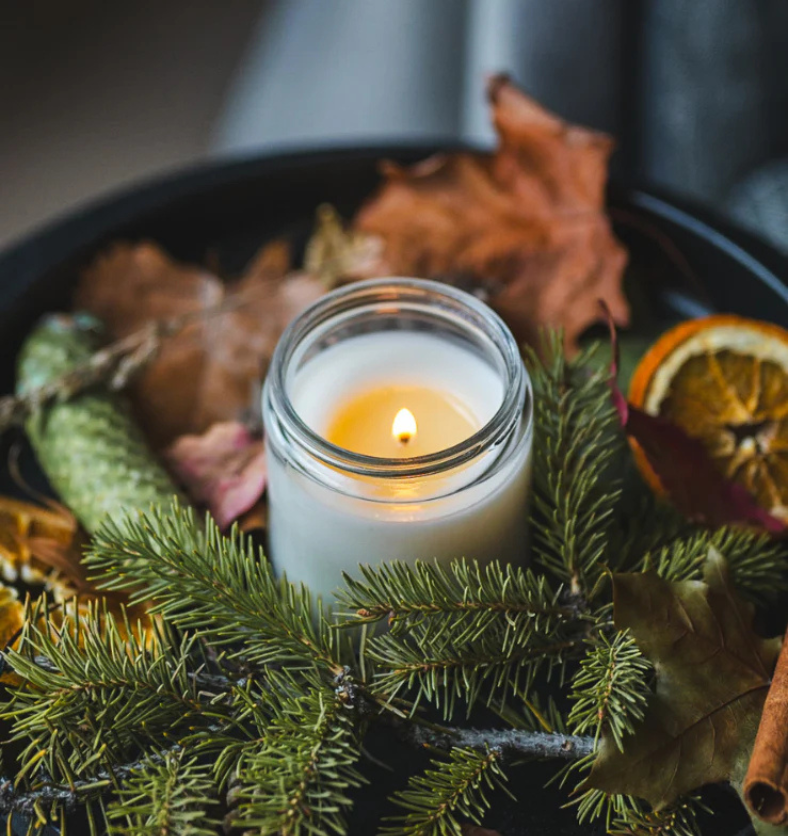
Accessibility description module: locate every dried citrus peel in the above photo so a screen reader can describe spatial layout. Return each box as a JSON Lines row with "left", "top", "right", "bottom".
{"left": 629, "top": 315, "right": 788, "bottom": 524}
{"left": 0, "top": 495, "right": 77, "bottom": 585}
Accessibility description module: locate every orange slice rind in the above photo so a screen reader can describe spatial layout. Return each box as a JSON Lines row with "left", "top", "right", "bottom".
{"left": 629, "top": 314, "right": 788, "bottom": 523}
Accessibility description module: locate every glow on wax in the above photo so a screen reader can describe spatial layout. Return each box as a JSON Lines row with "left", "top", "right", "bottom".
{"left": 325, "top": 384, "right": 479, "bottom": 458}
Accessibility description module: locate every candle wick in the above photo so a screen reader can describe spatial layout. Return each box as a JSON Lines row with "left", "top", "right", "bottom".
{"left": 392, "top": 408, "right": 417, "bottom": 446}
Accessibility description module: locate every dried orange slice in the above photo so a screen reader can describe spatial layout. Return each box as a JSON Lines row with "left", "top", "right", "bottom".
{"left": 629, "top": 315, "right": 788, "bottom": 522}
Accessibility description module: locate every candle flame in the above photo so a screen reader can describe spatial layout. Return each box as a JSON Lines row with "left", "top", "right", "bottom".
{"left": 392, "top": 408, "right": 417, "bottom": 444}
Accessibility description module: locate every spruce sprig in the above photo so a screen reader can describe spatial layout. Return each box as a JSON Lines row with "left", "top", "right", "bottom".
{"left": 573, "top": 785, "right": 705, "bottom": 836}
{"left": 232, "top": 680, "right": 364, "bottom": 836}
{"left": 644, "top": 526, "right": 787, "bottom": 601}
{"left": 87, "top": 505, "right": 350, "bottom": 675}
{"left": 106, "top": 751, "right": 220, "bottom": 836}
{"left": 607, "top": 798, "right": 705, "bottom": 836}
{"left": 524, "top": 336, "right": 626, "bottom": 597}
{"left": 568, "top": 630, "right": 652, "bottom": 751}
{"left": 367, "top": 623, "right": 579, "bottom": 718}
{"left": 341, "top": 559, "right": 581, "bottom": 640}
{"left": 2, "top": 598, "right": 230, "bottom": 786}
{"left": 380, "top": 747, "right": 510, "bottom": 836}
{"left": 341, "top": 559, "right": 586, "bottom": 715}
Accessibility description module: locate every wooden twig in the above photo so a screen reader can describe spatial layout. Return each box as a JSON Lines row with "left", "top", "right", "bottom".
{"left": 0, "top": 724, "right": 594, "bottom": 817}
{"left": 400, "top": 723, "right": 595, "bottom": 762}
{"left": 0, "top": 300, "right": 250, "bottom": 436}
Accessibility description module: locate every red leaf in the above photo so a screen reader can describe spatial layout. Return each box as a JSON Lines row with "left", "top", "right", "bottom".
{"left": 164, "top": 422, "right": 266, "bottom": 530}
{"left": 626, "top": 405, "right": 785, "bottom": 532}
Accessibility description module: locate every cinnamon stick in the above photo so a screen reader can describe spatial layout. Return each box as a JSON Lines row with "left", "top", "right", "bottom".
{"left": 744, "top": 627, "right": 788, "bottom": 825}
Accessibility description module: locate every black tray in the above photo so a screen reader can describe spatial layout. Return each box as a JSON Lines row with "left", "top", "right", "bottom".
{"left": 1, "top": 145, "right": 786, "bottom": 836}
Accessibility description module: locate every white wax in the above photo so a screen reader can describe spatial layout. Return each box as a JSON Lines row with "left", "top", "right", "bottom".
{"left": 291, "top": 332, "right": 503, "bottom": 435}
{"left": 266, "top": 330, "right": 532, "bottom": 605}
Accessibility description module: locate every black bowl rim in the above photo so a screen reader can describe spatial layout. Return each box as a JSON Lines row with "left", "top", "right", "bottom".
{"left": 1, "top": 141, "right": 786, "bottom": 308}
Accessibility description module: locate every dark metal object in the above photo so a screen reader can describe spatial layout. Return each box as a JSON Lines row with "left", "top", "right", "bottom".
{"left": 0, "top": 144, "right": 783, "bottom": 836}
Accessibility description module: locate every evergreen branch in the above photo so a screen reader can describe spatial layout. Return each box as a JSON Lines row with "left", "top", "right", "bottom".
{"left": 188, "top": 668, "right": 314, "bottom": 792}
{"left": 106, "top": 750, "right": 220, "bottom": 836}
{"left": 643, "top": 527, "right": 788, "bottom": 601}
{"left": 573, "top": 780, "right": 705, "bottom": 836}
{"left": 87, "top": 503, "right": 349, "bottom": 674}
{"left": 608, "top": 800, "right": 704, "bottom": 836}
{"left": 24, "top": 654, "right": 250, "bottom": 697}
{"left": 0, "top": 709, "right": 594, "bottom": 821}
{"left": 0, "top": 777, "right": 90, "bottom": 816}
{"left": 369, "top": 626, "right": 581, "bottom": 717}
{"left": 232, "top": 681, "right": 364, "bottom": 836}
{"left": 380, "top": 747, "right": 510, "bottom": 836}
{"left": 340, "top": 559, "right": 583, "bottom": 645}
{"left": 0, "top": 750, "right": 175, "bottom": 816}
{"left": 568, "top": 630, "right": 652, "bottom": 751}
{"left": 525, "top": 336, "right": 627, "bottom": 597}
{"left": 349, "top": 560, "right": 588, "bottom": 717}
{"left": 1, "top": 598, "right": 232, "bottom": 784}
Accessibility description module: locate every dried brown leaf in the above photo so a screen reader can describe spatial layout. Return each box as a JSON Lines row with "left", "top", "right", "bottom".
{"left": 353, "top": 75, "right": 629, "bottom": 348}
{"left": 588, "top": 548, "right": 781, "bottom": 809}
{"left": 75, "top": 240, "right": 324, "bottom": 447}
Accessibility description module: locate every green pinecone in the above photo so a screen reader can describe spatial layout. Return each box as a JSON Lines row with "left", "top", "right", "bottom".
{"left": 16, "top": 314, "right": 183, "bottom": 534}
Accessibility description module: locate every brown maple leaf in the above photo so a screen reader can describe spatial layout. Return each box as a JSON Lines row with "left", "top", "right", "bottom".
{"left": 587, "top": 548, "right": 781, "bottom": 810}
{"left": 75, "top": 240, "right": 325, "bottom": 448}
{"left": 353, "top": 74, "right": 629, "bottom": 349}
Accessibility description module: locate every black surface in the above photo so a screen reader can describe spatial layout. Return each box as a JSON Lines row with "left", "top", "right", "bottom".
{"left": 1, "top": 145, "right": 786, "bottom": 836}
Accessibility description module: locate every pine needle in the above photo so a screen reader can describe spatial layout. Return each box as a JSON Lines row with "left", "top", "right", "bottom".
{"left": 106, "top": 750, "right": 220, "bottom": 836}
{"left": 525, "top": 335, "right": 627, "bottom": 597}
{"left": 86, "top": 502, "right": 349, "bottom": 675}
{"left": 568, "top": 630, "right": 652, "bottom": 751}
{"left": 380, "top": 747, "right": 511, "bottom": 836}
{"left": 232, "top": 681, "right": 364, "bottom": 836}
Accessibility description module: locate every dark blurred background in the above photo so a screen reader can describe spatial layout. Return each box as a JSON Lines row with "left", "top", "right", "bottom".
{"left": 2, "top": 0, "right": 788, "bottom": 254}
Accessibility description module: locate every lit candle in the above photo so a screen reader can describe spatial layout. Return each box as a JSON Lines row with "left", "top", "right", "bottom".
{"left": 328, "top": 394, "right": 473, "bottom": 458}
{"left": 263, "top": 279, "right": 533, "bottom": 605}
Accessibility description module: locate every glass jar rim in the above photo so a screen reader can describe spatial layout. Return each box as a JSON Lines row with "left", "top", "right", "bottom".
{"left": 264, "top": 277, "right": 531, "bottom": 479}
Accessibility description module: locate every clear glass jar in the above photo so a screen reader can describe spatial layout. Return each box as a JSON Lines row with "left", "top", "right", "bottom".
{"left": 262, "top": 278, "right": 533, "bottom": 604}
